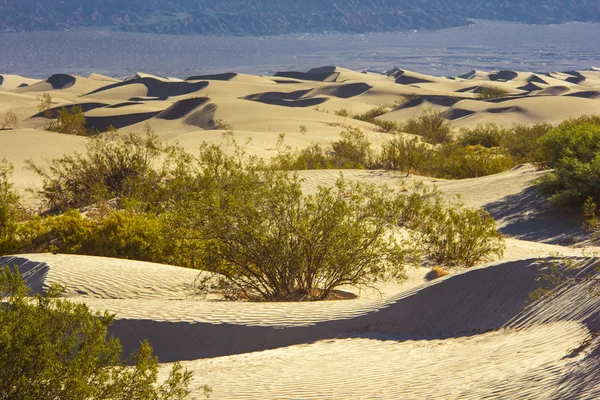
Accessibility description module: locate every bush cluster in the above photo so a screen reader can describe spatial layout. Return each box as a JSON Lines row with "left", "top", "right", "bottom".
{"left": 0, "top": 267, "right": 202, "bottom": 400}
{"left": 536, "top": 116, "right": 600, "bottom": 208}
{"left": 2, "top": 130, "right": 507, "bottom": 301}
{"left": 477, "top": 86, "right": 510, "bottom": 100}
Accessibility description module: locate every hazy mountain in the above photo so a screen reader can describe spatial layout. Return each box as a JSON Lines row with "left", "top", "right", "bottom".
{"left": 1, "top": 1, "right": 599, "bottom": 36}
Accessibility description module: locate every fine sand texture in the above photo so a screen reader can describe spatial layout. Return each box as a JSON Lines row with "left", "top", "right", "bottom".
{"left": 1, "top": 65, "right": 600, "bottom": 399}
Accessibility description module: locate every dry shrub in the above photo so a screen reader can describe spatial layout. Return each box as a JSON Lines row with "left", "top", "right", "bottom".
{"left": 426, "top": 266, "right": 451, "bottom": 281}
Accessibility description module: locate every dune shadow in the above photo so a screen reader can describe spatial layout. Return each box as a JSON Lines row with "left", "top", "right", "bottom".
{"left": 484, "top": 186, "right": 585, "bottom": 244}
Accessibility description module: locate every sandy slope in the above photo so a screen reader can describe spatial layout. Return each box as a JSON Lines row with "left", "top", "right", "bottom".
{"left": 1, "top": 65, "right": 600, "bottom": 399}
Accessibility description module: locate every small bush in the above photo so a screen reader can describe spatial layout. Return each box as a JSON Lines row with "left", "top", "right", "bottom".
{"left": 273, "top": 127, "right": 373, "bottom": 170}
{"left": 378, "top": 136, "right": 515, "bottom": 179}
{"left": 353, "top": 106, "right": 389, "bottom": 123}
{"left": 536, "top": 116, "right": 600, "bottom": 207}
{"left": 37, "top": 93, "right": 53, "bottom": 117}
{"left": 334, "top": 108, "right": 351, "bottom": 118}
{"left": 379, "top": 136, "right": 430, "bottom": 175}
{"left": 411, "top": 198, "right": 505, "bottom": 268}
{"left": 214, "top": 118, "right": 234, "bottom": 130}
{"left": 459, "top": 124, "right": 506, "bottom": 148}
{"left": 426, "top": 266, "right": 451, "bottom": 281}
{"left": 501, "top": 123, "right": 552, "bottom": 163}
{"left": 373, "top": 119, "right": 401, "bottom": 133}
{"left": 0, "top": 160, "right": 22, "bottom": 255}
{"left": 0, "top": 267, "right": 202, "bottom": 400}
{"left": 27, "top": 125, "right": 172, "bottom": 213}
{"left": 478, "top": 86, "right": 509, "bottom": 100}
{"left": 48, "top": 105, "right": 88, "bottom": 135}
{"left": 1, "top": 111, "right": 19, "bottom": 129}
{"left": 402, "top": 108, "right": 452, "bottom": 145}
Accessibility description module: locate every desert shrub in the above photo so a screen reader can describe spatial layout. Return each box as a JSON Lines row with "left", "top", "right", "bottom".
{"left": 27, "top": 126, "right": 172, "bottom": 213}
{"left": 330, "top": 126, "right": 373, "bottom": 168}
{"left": 536, "top": 117, "right": 600, "bottom": 207}
{"left": 379, "top": 136, "right": 431, "bottom": 175}
{"left": 378, "top": 137, "right": 515, "bottom": 179}
{"left": 411, "top": 198, "right": 505, "bottom": 268}
{"left": 273, "top": 127, "right": 373, "bottom": 170}
{"left": 37, "top": 93, "right": 53, "bottom": 117}
{"left": 0, "top": 267, "right": 203, "bottom": 400}
{"left": 0, "top": 160, "right": 22, "bottom": 255}
{"left": 402, "top": 108, "right": 452, "bottom": 145}
{"left": 334, "top": 108, "right": 351, "bottom": 117}
{"left": 584, "top": 198, "right": 599, "bottom": 241}
{"left": 373, "top": 119, "right": 401, "bottom": 133}
{"left": 459, "top": 124, "right": 506, "bottom": 148}
{"left": 353, "top": 106, "right": 389, "bottom": 123}
{"left": 432, "top": 144, "right": 516, "bottom": 179}
{"left": 214, "top": 118, "right": 233, "bottom": 130}
{"left": 426, "top": 266, "right": 451, "bottom": 281}
{"left": 477, "top": 86, "right": 509, "bottom": 100}
{"left": 1, "top": 111, "right": 19, "bottom": 129}
{"left": 48, "top": 105, "right": 88, "bottom": 136}
{"left": 175, "top": 145, "right": 417, "bottom": 301}
{"left": 501, "top": 123, "right": 552, "bottom": 163}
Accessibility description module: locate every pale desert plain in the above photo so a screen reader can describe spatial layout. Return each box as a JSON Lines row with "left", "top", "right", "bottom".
{"left": 1, "top": 65, "right": 600, "bottom": 399}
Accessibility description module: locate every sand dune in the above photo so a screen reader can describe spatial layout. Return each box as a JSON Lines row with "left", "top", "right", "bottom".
{"left": 2, "top": 65, "right": 600, "bottom": 399}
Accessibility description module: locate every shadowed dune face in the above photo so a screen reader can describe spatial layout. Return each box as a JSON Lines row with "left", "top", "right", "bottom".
{"left": 46, "top": 74, "right": 76, "bottom": 89}
{"left": 186, "top": 72, "right": 238, "bottom": 81}
{"left": 83, "top": 78, "right": 209, "bottom": 98}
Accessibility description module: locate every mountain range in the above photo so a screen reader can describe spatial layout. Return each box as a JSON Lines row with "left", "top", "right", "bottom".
{"left": 1, "top": 1, "right": 599, "bottom": 36}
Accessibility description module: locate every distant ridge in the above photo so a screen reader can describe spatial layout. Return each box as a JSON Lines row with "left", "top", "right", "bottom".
{"left": 0, "top": 0, "right": 599, "bottom": 36}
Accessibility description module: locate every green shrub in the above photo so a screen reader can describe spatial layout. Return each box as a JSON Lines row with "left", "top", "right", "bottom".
{"left": 402, "top": 108, "right": 452, "bottom": 145}
{"left": 432, "top": 144, "right": 516, "bottom": 179}
{"left": 379, "top": 136, "right": 430, "bottom": 175}
{"left": 48, "top": 106, "right": 88, "bottom": 135}
{"left": 411, "top": 198, "right": 505, "bottom": 268}
{"left": 373, "top": 119, "right": 401, "bottom": 133}
{"left": 459, "top": 124, "right": 506, "bottom": 148}
{"left": 536, "top": 117, "right": 600, "bottom": 207}
{"left": 378, "top": 136, "right": 515, "bottom": 179}
{"left": 501, "top": 123, "right": 552, "bottom": 163}
{"left": 334, "top": 108, "right": 351, "bottom": 118}
{"left": 477, "top": 86, "right": 509, "bottom": 100}
{"left": 175, "top": 145, "right": 418, "bottom": 301}
{"left": 1, "top": 111, "right": 19, "bottom": 129}
{"left": 353, "top": 106, "right": 389, "bottom": 123}
{"left": 273, "top": 127, "right": 373, "bottom": 170}
{"left": 0, "top": 159, "right": 22, "bottom": 255}
{"left": 27, "top": 125, "right": 172, "bottom": 213}
{"left": 0, "top": 267, "right": 203, "bottom": 400}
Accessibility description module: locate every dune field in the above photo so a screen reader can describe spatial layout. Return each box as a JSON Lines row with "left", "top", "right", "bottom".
{"left": 1, "top": 66, "right": 600, "bottom": 398}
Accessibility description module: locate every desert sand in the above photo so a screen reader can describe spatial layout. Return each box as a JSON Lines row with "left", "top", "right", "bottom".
{"left": 1, "top": 65, "right": 600, "bottom": 399}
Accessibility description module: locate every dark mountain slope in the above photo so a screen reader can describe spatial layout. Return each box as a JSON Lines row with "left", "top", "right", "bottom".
{"left": 0, "top": 1, "right": 599, "bottom": 36}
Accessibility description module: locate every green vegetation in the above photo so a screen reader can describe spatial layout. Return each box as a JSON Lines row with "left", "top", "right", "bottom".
{"left": 26, "top": 125, "right": 169, "bottom": 213}
{"left": 402, "top": 109, "right": 452, "bottom": 145}
{"left": 0, "top": 159, "right": 22, "bottom": 255}
{"left": 0, "top": 267, "right": 204, "bottom": 400}
{"left": 477, "top": 86, "right": 510, "bottom": 100}
{"left": 1, "top": 126, "right": 508, "bottom": 301}
{"left": 47, "top": 106, "right": 88, "bottom": 135}
{"left": 410, "top": 196, "right": 505, "bottom": 267}
{"left": 536, "top": 116, "right": 600, "bottom": 208}
{"left": 1, "top": 111, "right": 19, "bottom": 129}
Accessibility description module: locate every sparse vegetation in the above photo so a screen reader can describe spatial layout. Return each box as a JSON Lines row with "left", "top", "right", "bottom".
{"left": 0, "top": 266, "right": 204, "bottom": 400}
{"left": 411, "top": 196, "right": 505, "bottom": 267}
{"left": 536, "top": 116, "right": 600, "bottom": 208}
{"left": 37, "top": 93, "right": 53, "bottom": 117}
{"left": 214, "top": 118, "right": 234, "bottom": 130}
{"left": 477, "top": 86, "right": 510, "bottom": 100}
{"left": 48, "top": 105, "right": 89, "bottom": 135}
{"left": 1, "top": 111, "right": 19, "bottom": 129}
{"left": 26, "top": 124, "right": 169, "bottom": 213}
{"left": 402, "top": 108, "right": 452, "bottom": 144}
